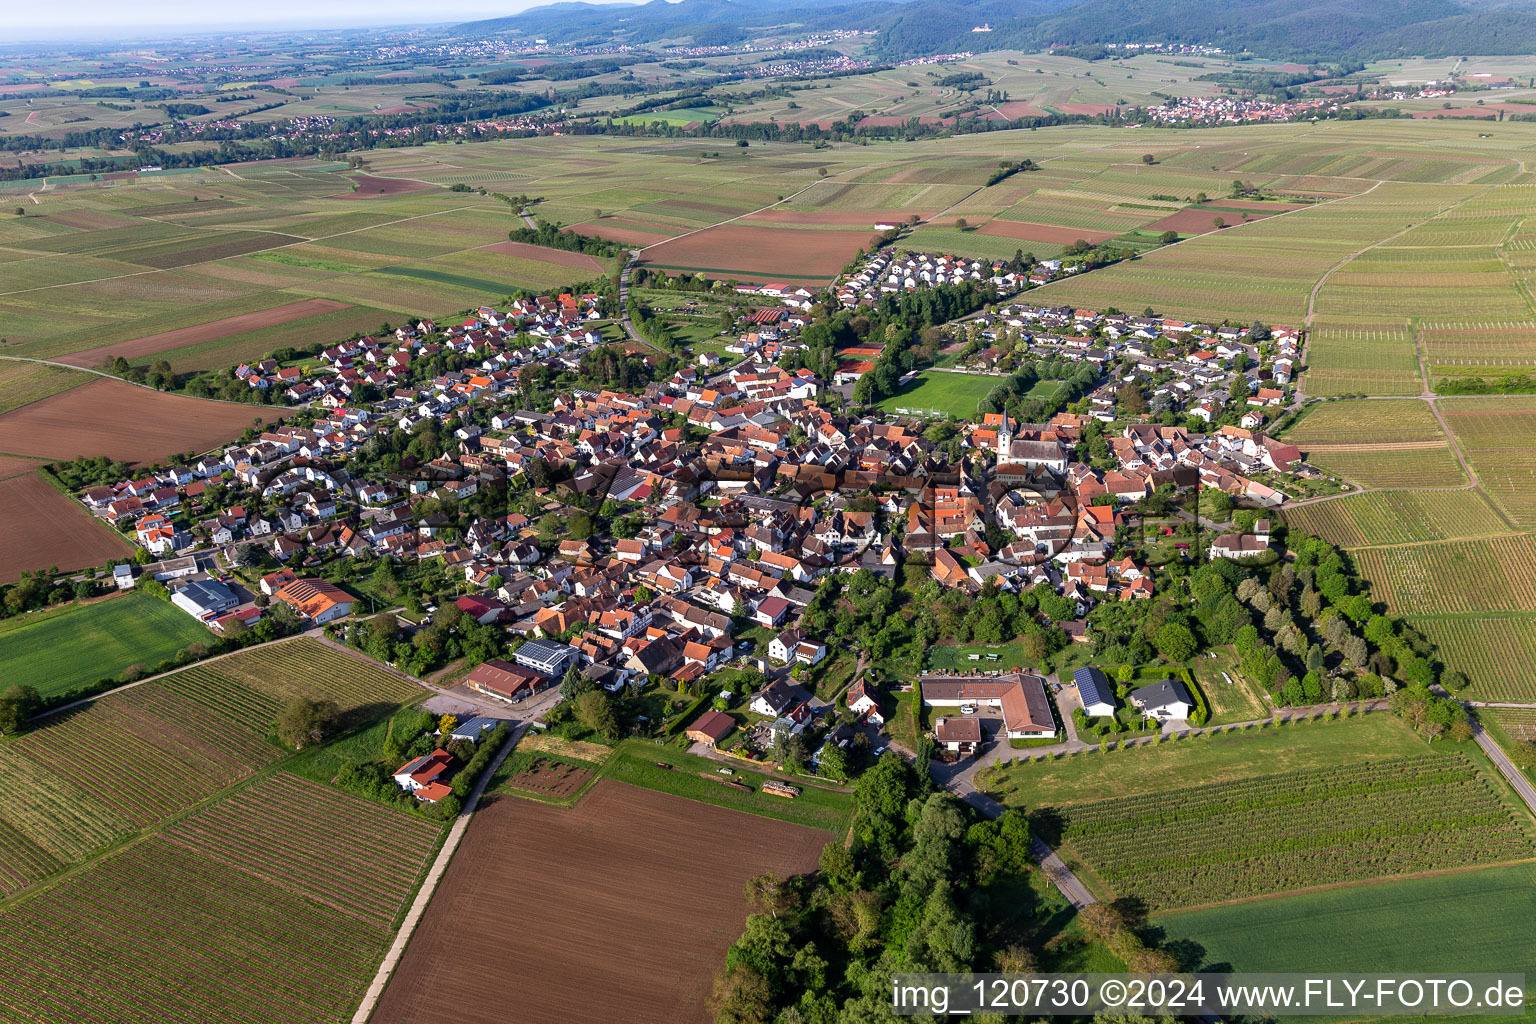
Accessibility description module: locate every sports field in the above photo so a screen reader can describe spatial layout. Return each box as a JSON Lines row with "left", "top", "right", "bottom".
{"left": 0, "top": 593, "right": 210, "bottom": 698}
{"left": 876, "top": 370, "right": 1000, "bottom": 418}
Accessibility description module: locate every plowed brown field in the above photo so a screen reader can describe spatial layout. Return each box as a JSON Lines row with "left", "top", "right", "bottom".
{"left": 0, "top": 472, "right": 132, "bottom": 582}
{"left": 641, "top": 224, "right": 870, "bottom": 283}
{"left": 0, "top": 378, "right": 270, "bottom": 464}
{"left": 333, "top": 173, "right": 434, "bottom": 197}
{"left": 370, "top": 780, "right": 828, "bottom": 1024}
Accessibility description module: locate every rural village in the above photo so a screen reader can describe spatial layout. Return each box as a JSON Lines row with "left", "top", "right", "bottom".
{"left": 4, "top": 18, "right": 1536, "bottom": 1022}
{"left": 42, "top": 235, "right": 1336, "bottom": 786}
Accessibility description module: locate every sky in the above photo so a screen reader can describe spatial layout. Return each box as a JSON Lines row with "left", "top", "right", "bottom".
{"left": 8, "top": 0, "right": 657, "bottom": 40}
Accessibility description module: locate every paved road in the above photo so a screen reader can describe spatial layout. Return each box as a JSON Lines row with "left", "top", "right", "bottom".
{"left": 1031, "top": 838, "right": 1096, "bottom": 909}
{"left": 350, "top": 723, "right": 524, "bottom": 1024}
{"left": 1470, "top": 716, "right": 1536, "bottom": 819}
{"left": 616, "top": 249, "right": 660, "bottom": 351}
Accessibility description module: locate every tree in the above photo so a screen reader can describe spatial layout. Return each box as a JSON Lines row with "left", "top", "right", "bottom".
{"left": 819, "top": 742, "right": 851, "bottom": 782}
{"left": 1141, "top": 153, "right": 1155, "bottom": 164}
{"left": 954, "top": 217, "right": 968, "bottom": 230}
{"left": 438, "top": 714, "right": 458, "bottom": 738}
{"left": 1228, "top": 374, "right": 1250, "bottom": 401}
{"left": 1212, "top": 216, "right": 1226, "bottom": 229}
{"left": 744, "top": 873, "right": 796, "bottom": 919}
{"left": 708, "top": 964, "right": 773, "bottom": 1024}
{"left": 0, "top": 684, "right": 42, "bottom": 734}
{"left": 1153, "top": 622, "right": 1196, "bottom": 663}
{"left": 575, "top": 690, "right": 620, "bottom": 741}
{"left": 275, "top": 697, "right": 339, "bottom": 749}
{"left": 1159, "top": 230, "right": 1179, "bottom": 244}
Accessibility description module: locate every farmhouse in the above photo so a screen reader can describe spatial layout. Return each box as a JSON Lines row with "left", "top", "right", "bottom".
{"left": 934, "top": 716, "right": 983, "bottom": 754}
{"left": 272, "top": 577, "right": 354, "bottom": 623}
{"left": 1128, "top": 679, "right": 1194, "bottom": 721}
{"left": 1073, "top": 667, "right": 1118, "bottom": 717}
{"left": 922, "top": 674, "right": 1056, "bottom": 739}
{"left": 466, "top": 658, "right": 549, "bottom": 702}
{"left": 684, "top": 709, "right": 736, "bottom": 748}
{"left": 393, "top": 748, "right": 453, "bottom": 801}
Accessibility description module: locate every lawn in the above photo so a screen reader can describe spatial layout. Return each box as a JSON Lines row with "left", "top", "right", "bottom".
{"left": 1156, "top": 862, "right": 1536, "bottom": 977}
{"left": 0, "top": 593, "right": 210, "bottom": 698}
{"left": 875, "top": 370, "right": 1000, "bottom": 418}
{"left": 1189, "top": 647, "right": 1271, "bottom": 725}
{"left": 980, "top": 713, "right": 1427, "bottom": 809}
{"left": 599, "top": 739, "right": 853, "bottom": 833}
{"left": 928, "top": 642, "right": 1043, "bottom": 673}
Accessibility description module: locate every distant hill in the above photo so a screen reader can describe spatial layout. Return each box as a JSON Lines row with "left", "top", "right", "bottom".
{"left": 458, "top": 0, "right": 1536, "bottom": 61}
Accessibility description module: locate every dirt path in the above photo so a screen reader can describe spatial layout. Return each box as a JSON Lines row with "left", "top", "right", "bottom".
{"left": 350, "top": 724, "right": 524, "bottom": 1024}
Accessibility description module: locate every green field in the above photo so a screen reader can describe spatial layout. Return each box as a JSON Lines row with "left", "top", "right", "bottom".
{"left": 612, "top": 107, "right": 721, "bottom": 126}
{"left": 601, "top": 739, "right": 853, "bottom": 832}
{"left": 1158, "top": 862, "right": 1536, "bottom": 976}
{"left": 0, "top": 593, "right": 210, "bottom": 698}
{"left": 876, "top": 370, "right": 1000, "bottom": 418}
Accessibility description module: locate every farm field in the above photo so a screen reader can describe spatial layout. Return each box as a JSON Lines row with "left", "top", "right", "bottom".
{"left": 0, "top": 592, "right": 210, "bottom": 699}
{"left": 0, "top": 680, "right": 281, "bottom": 894}
{"left": 640, "top": 224, "right": 873, "bottom": 285}
{"left": 1281, "top": 397, "right": 1467, "bottom": 489}
{"left": 369, "top": 780, "right": 829, "bottom": 1024}
{"left": 1302, "top": 319, "right": 1421, "bottom": 396}
{"left": 1411, "top": 616, "right": 1536, "bottom": 701}
{"left": 173, "top": 637, "right": 425, "bottom": 716}
{"left": 982, "top": 713, "right": 1427, "bottom": 810}
{"left": 0, "top": 159, "right": 545, "bottom": 368}
{"left": 0, "top": 772, "right": 441, "bottom": 1024}
{"left": 0, "top": 471, "right": 132, "bottom": 583}
{"left": 1157, "top": 862, "right": 1536, "bottom": 976}
{"left": 1282, "top": 490, "right": 1508, "bottom": 548}
{"left": 1439, "top": 395, "right": 1536, "bottom": 529}
{"left": 1353, "top": 535, "right": 1536, "bottom": 615}
{"left": 1055, "top": 752, "right": 1534, "bottom": 910}
{"left": 5, "top": 121, "right": 1536, "bottom": 377}
{"left": 52, "top": 297, "right": 351, "bottom": 369}
{"left": 0, "top": 360, "right": 93, "bottom": 415}
{"left": 0, "top": 636, "right": 417, "bottom": 895}
{"left": 875, "top": 370, "right": 1000, "bottom": 418}
{"left": 1301, "top": 447, "right": 1466, "bottom": 489}
{"left": 1284, "top": 399, "right": 1446, "bottom": 445}
{"left": 0, "top": 378, "right": 270, "bottom": 464}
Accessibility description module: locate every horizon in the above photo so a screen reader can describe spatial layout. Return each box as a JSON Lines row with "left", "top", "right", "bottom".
{"left": 3, "top": 0, "right": 675, "bottom": 42}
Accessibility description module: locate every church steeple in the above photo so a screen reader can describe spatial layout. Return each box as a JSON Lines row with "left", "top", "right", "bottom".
{"left": 996, "top": 411, "right": 1012, "bottom": 459}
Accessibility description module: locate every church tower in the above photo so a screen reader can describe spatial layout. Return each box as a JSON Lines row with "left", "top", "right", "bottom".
{"left": 996, "top": 411, "right": 1012, "bottom": 461}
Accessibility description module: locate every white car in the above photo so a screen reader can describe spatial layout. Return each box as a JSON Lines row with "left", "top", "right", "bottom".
{"left": 960, "top": 703, "right": 978, "bottom": 715}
